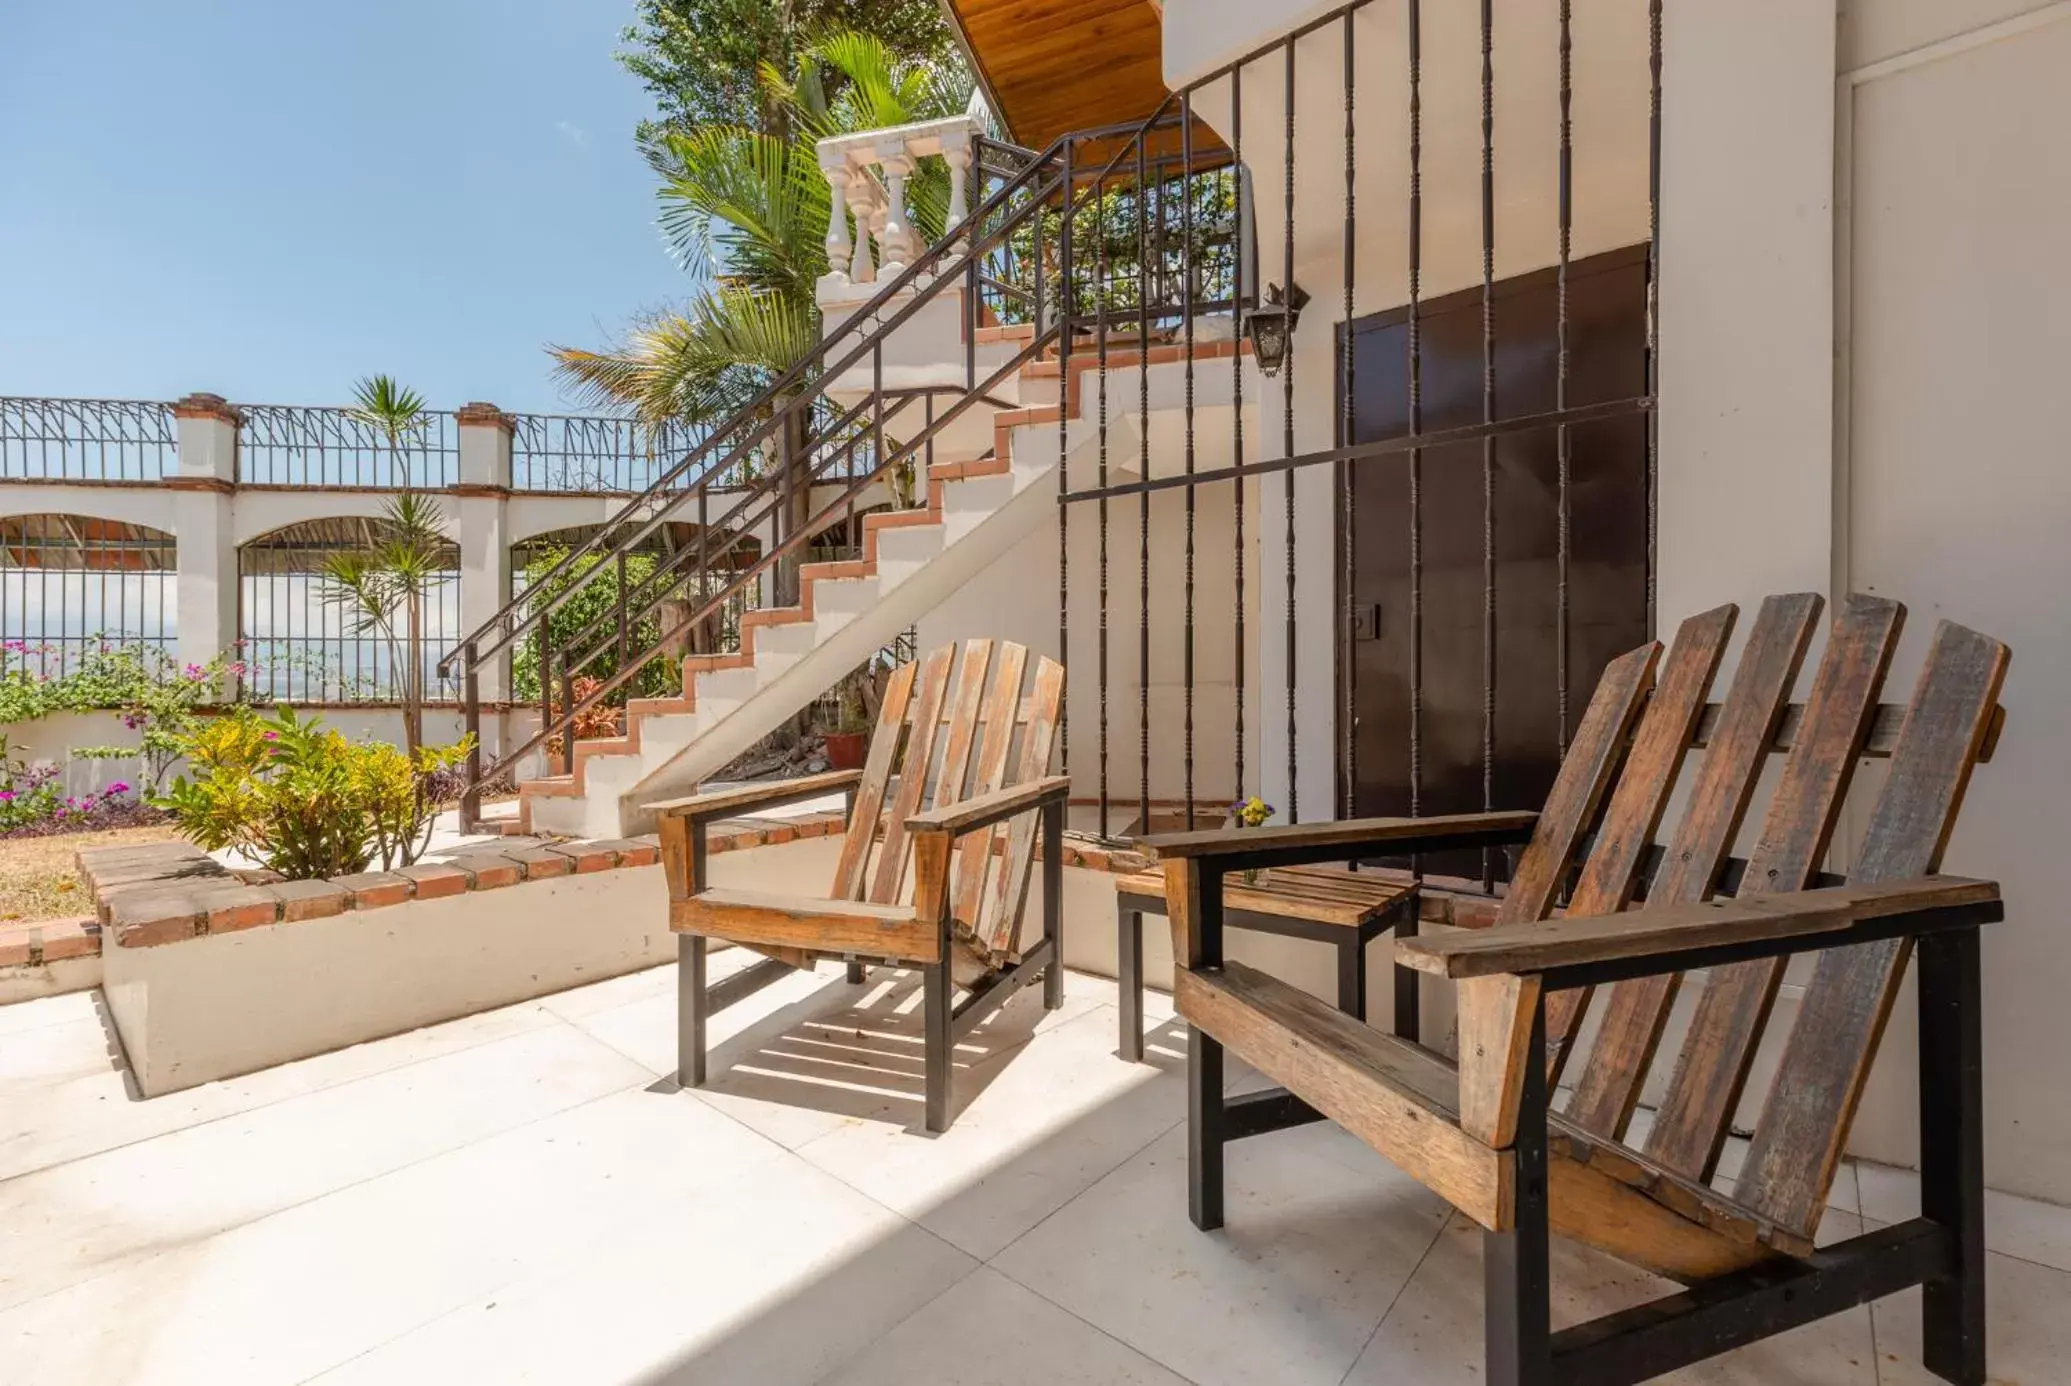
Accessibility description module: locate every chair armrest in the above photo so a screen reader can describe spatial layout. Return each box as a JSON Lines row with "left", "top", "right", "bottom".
{"left": 906, "top": 775, "right": 1070, "bottom": 838}
{"left": 1138, "top": 809, "right": 1539, "bottom": 871}
{"left": 1395, "top": 876, "right": 2002, "bottom": 981}
{"left": 650, "top": 769, "right": 864, "bottom": 823}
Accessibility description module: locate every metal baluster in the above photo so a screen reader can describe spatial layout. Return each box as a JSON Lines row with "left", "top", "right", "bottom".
{"left": 616, "top": 550, "right": 629, "bottom": 672}
{"left": 1097, "top": 164, "right": 1111, "bottom": 838}
{"left": 1556, "top": 0, "right": 1573, "bottom": 755}
{"left": 1138, "top": 130, "right": 1152, "bottom": 836}
{"left": 1231, "top": 63, "right": 1246, "bottom": 810}
{"left": 1408, "top": 0, "right": 1424, "bottom": 836}
{"left": 1283, "top": 36, "right": 1298, "bottom": 823}
{"left": 1055, "top": 139, "right": 1072, "bottom": 815}
{"left": 462, "top": 640, "right": 481, "bottom": 830}
{"left": 1647, "top": 0, "right": 1663, "bottom": 638}
{"left": 1182, "top": 95, "right": 1198, "bottom": 829}
{"left": 1479, "top": 0, "right": 1497, "bottom": 894}
{"left": 1340, "top": 10, "right": 1358, "bottom": 822}
{"left": 536, "top": 620, "right": 553, "bottom": 774}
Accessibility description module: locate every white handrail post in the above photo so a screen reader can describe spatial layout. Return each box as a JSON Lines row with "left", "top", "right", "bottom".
{"left": 876, "top": 144, "right": 917, "bottom": 275}
{"left": 818, "top": 155, "right": 855, "bottom": 302}
{"left": 942, "top": 128, "right": 973, "bottom": 239}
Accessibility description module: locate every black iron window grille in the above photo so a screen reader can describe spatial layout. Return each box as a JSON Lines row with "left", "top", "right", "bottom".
{"left": 0, "top": 514, "right": 177, "bottom": 679}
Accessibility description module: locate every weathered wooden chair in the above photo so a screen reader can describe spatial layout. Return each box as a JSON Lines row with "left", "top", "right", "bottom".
{"left": 657, "top": 638, "right": 1068, "bottom": 1132}
{"left": 1140, "top": 595, "right": 2007, "bottom": 1385}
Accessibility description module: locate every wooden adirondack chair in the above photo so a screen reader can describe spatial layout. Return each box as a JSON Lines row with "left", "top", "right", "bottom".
{"left": 1140, "top": 594, "right": 2007, "bottom": 1385}
{"left": 657, "top": 639, "right": 1068, "bottom": 1132}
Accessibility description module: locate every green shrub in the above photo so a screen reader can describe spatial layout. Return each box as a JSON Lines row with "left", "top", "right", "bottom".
{"left": 154, "top": 706, "right": 471, "bottom": 880}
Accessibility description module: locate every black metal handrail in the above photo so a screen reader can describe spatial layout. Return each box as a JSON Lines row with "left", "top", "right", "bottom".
{"left": 448, "top": 96, "right": 1254, "bottom": 822}
{"left": 465, "top": 334, "right": 1060, "bottom": 795}
{"left": 439, "top": 137, "right": 1077, "bottom": 677}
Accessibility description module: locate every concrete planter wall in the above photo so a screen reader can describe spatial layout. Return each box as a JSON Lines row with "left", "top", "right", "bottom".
{"left": 77, "top": 827, "right": 849, "bottom": 1097}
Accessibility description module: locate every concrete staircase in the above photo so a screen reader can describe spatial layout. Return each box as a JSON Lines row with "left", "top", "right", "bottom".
{"left": 505, "top": 325, "right": 1248, "bottom": 839}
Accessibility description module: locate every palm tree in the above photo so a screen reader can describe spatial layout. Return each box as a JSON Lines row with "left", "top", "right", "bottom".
{"left": 549, "top": 31, "right": 976, "bottom": 602}
{"left": 322, "top": 376, "right": 446, "bottom": 755}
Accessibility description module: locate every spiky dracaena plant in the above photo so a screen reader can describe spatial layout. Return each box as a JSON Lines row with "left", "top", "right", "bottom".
{"left": 322, "top": 377, "right": 447, "bottom": 755}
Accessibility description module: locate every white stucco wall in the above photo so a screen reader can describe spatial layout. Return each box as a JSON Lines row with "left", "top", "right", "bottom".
{"left": 1831, "top": 0, "right": 2071, "bottom": 1201}
{"left": 1163, "top": 0, "right": 2071, "bottom": 1202}
{"left": 5, "top": 707, "right": 550, "bottom": 798}
{"left": 916, "top": 450, "right": 1262, "bottom": 830}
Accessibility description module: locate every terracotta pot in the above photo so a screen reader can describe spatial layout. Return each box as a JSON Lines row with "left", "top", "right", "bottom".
{"left": 823, "top": 731, "right": 868, "bottom": 771}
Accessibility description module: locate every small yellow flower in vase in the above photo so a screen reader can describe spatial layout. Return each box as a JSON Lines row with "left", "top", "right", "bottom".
{"left": 1231, "top": 796, "right": 1275, "bottom": 885}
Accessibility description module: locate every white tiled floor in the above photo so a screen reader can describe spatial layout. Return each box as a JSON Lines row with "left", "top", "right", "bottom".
{"left": 4, "top": 959, "right": 2069, "bottom": 1385}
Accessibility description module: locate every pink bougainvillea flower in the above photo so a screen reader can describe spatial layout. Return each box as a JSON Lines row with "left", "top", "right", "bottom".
{"left": 0, "top": 791, "right": 14, "bottom": 802}
{"left": 262, "top": 730, "right": 280, "bottom": 741}
{"left": 183, "top": 663, "right": 206, "bottom": 679}
{"left": 108, "top": 782, "right": 131, "bottom": 795}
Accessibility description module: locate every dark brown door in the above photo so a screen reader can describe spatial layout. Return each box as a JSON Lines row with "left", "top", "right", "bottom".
{"left": 1338, "top": 245, "right": 1651, "bottom": 875}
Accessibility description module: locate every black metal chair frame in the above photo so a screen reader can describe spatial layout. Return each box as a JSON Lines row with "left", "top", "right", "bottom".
{"left": 1115, "top": 879, "right": 1421, "bottom": 1060}
{"left": 670, "top": 778, "right": 1067, "bottom": 1133}
{"left": 1178, "top": 836, "right": 1995, "bottom": 1386}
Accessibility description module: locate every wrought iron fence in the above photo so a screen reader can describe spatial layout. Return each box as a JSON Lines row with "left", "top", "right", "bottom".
{"left": 509, "top": 414, "right": 710, "bottom": 494}
{"left": 0, "top": 398, "right": 178, "bottom": 482}
{"left": 969, "top": 146, "right": 1246, "bottom": 328}
{"left": 1048, "top": 0, "right": 1664, "bottom": 883}
{"left": 238, "top": 518, "right": 462, "bottom": 702}
{"left": 0, "top": 514, "right": 177, "bottom": 679}
{"left": 507, "top": 522, "right": 761, "bottom": 706}
{"left": 236, "top": 404, "right": 459, "bottom": 488}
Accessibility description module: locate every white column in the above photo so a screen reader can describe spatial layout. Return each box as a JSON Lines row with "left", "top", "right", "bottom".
{"left": 1655, "top": 0, "right": 1838, "bottom": 623}
{"left": 876, "top": 147, "right": 917, "bottom": 273}
{"left": 817, "top": 158, "right": 855, "bottom": 304}
{"left": 454, "top": 403, "right": 513, "bottom": 704}
{"left": 851, "top": 181, "right": 878, "bottom": 285}
{"left": 169, "top": 394, "right": 239, "bottom": 675}
{"left": 942, "top": 130, "right": 972, "bottom": 237}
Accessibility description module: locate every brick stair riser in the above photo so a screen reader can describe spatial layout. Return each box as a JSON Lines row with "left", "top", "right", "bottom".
{"left": 519, "top": 341, "right": 1252, "bottom": 832}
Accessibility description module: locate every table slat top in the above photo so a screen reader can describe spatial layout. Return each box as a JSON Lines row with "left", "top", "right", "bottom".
{"left": 1116, "top": 864, "right": 1416, "bottom": 928}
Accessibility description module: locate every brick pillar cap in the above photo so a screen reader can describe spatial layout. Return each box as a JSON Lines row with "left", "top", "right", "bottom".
{"left": 455, "top": 401, "right": 514, "bottom": 431}
{"left": 173, "top": 392, "right": 243, "bottom": 424}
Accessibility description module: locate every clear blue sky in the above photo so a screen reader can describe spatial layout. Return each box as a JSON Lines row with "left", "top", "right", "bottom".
{"left": 0, "top": 0, "right": 687, "bottom": 413}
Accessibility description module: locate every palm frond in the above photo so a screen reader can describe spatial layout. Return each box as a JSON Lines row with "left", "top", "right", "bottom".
{"left": 347, "top": 375, "right": 429, "bottom": 442}
{"left": 548, "top": 288, "right": 817, "bottom": 430}
{"left": 316, "top": 552, "right": 403, "bottom": 636}
{"left": 654, "top": 126, "right": 829, "bottom": 300}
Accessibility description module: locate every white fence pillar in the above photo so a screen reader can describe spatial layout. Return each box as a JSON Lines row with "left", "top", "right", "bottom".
{"left": 454, "top": 403, "right": 513, "bottom": 707}
{"left": 169, "top": 394, "right": 239, "bottom": 673}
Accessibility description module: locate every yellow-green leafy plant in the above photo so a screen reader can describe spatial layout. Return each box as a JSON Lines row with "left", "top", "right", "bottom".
{"left": 1231, "top": 795, "right": 1275, "bottom": 885}
{"left": 155, "top": 706, "right": 471, "bottom": 880}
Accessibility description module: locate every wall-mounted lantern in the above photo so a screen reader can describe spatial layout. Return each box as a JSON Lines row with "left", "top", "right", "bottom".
{"left": 1244, "top": 282, "right": 1309, "bottom": 378}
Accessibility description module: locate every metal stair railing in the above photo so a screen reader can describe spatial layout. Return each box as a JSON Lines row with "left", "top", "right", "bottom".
{"left": 443, "top": 99, "right": 1239, "bottom": 829}
{"left": 439, "top": 119, "right": 1131, "bottom": 827}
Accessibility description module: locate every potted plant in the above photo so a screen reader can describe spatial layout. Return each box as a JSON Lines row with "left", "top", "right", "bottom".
{"left": 821, "top": 677, "right": 872, "bottom": 770}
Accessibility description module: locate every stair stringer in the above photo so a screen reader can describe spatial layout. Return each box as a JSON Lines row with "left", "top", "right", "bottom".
{"left": 610, "top": 455, "right": 1064, "bottom": 837}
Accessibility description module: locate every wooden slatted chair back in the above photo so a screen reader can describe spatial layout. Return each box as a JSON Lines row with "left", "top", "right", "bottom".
{"left": 826, "top": 639, "right": 1065, "bottom": 958}
{"left": 1480, "top": 594, "right": 2005, "bottom": 1245}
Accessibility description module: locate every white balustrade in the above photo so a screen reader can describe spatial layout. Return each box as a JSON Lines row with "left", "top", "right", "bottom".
{"left": 814, "top": 113, "right": 985, "bottom": 307}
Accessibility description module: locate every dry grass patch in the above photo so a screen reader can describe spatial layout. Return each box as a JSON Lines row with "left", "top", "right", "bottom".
{"left": 0, "top": 823, "right": 185, "bottom": 925}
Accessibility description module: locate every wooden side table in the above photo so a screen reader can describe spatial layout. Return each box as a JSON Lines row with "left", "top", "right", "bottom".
{"left": 1114, "top": 864, "right": 1421, "bottom": 1060}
